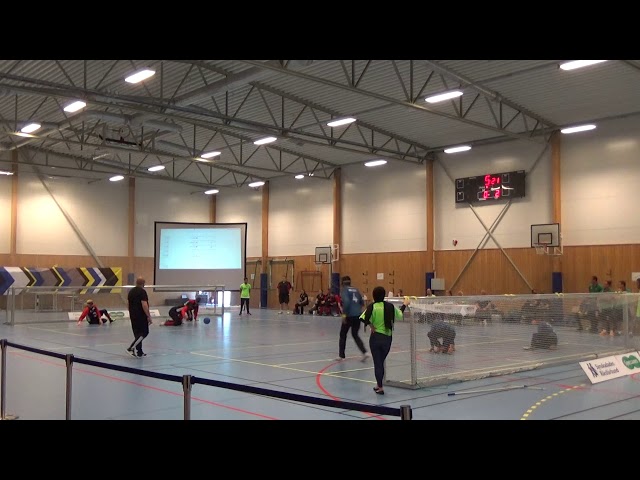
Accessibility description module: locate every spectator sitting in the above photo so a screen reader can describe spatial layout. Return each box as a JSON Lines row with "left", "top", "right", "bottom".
{"left": 476, "top": 290, "right": 497, "bottom": 323}
{"left": 293, "top": 290, "right": 309, "bottom": 315}
{"left": 309, "top": 290, "right": 325, "bottom": 315}
{"left": 323, "top": 291, "right": 341, "bottom": 316}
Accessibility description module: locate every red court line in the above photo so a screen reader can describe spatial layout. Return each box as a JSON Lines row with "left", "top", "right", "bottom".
{"left": 9, "top": 351, "right": 277, "bottom": 420}
{"left": 315, "top": 361, "right": 386, "bottom": 420}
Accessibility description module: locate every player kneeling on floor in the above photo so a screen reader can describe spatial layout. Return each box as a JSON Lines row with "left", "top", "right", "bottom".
{"left": 427, "top": 320, "right": 456, "bottom": 354}
{"left": 184, "top": 299, "right": 199, "bottom": 321}
{"left": 163, "top": 303, "right": 189, "bottom": 326}
{"left": 524, "top": 319, "right": 558, "bottom": 350}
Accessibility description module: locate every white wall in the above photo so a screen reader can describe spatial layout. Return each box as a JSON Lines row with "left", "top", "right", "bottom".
{"left": 434, "top": 139, "right": 553, "bottom": 250}
{"left": 342, "top": 161, "right": 427, "bottom": 253}
{"left": 561, "top": 116, "right": 640, "bottom": 246}
{"left": 134, "top": 178, "right": 210, "bottom": 257}
{"left": 216, "top": 186, "right": 262, "bottom": 258}
{"left": 268, "top": 176, "right": 333, "bottom": 256}
{"left": 0, "top": 176, "right": 12, "bottom": 254}
{"left": 17, "top": 176, "right": 89, "bottom": 255}
{"left": 4, "top": 115, "right": 640, "bottom": 260}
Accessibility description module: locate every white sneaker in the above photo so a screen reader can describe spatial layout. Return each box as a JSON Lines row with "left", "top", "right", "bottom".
{"left": 278, "top": 311, "right": 283, "bottom": 314}
{"left": 334, "top": 356, "right": 345, "bottom": 361}
{"left": 287, "top": 311, "right": 292, "bottom": 315}
{"left": 361, "top": 353, "right": 370, "bottom": 362}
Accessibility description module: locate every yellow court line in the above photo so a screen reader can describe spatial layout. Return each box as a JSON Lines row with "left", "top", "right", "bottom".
{"left": 48, "top": 342, "right": 129, "bottom": 350}
{"left": 193, "top": 338, "right": 335, "bottom": 354}
{"left": 190, "top": 350, "right": 372, "bottom": 379}
{"left": 520, "top": 384, "right": 585, "bottom": 420}
{"left": 26, "top": 326, "right": 84, "bottom": 337}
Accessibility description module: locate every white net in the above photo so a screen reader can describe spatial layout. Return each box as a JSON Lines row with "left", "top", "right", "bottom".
{"left": 382, "top": 292, "right": 640, "bottom": 389}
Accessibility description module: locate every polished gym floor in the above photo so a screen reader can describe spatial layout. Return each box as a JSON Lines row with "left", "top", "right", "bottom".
{"left": 1, "top": 306, "right": 639, "bottom": 420}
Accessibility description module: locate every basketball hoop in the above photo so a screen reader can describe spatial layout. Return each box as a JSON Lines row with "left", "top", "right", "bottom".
{"left": 533, "top": 243, "right": 548, "bottom": 255}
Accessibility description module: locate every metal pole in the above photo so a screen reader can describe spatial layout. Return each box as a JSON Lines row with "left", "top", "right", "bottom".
{"left": 1, "top": 339, "right": 7, "bottom": 418}
{"left": 400, "top": 404, "right": 412, "bottom": 420}
{"left": 1, "top": 339, "right": 18, "bottom": 420}
{"left": 623, "top": 295, "right": 630, "bottom": 349}
{"left": 65, "top": 354, "right": 74, "bottom": 420}
{"left": 10, "top": 286, "right": 15, "bottom": 326}
{"left": 221, "top": 287, "right": 225, "bottom": 316}
{"left": 409, "top": 308, "right": 417, "bottom": 387}
{"left": 469, "top": 203, "right": 534, "bottom": 291}
{"left": 182, "top": 375, "right": 192, "bottom": 420}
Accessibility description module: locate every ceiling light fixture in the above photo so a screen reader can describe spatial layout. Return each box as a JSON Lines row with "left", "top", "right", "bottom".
{"left": 295, "top": 174, "right": 305, "bottom": 179}
{"left": 125, "top": 69, "right": 156, "bottom": 84}
{"left": 0, "top": 170, "right": 14, "bottom": 176}
{"left": 20, "top": 123, "right": 41, "bottom": 134}
{"left": 364, "top": 159, "right": 387, "bottom": 167}
{"left": 109, "top": 175, "right": 125, "bottom": 182}
{"left": 63, "top": 100, "right": 87, "bottom": 113}
{"left": 248, "top": 181, "right": 265, "bottom": 188}
{"left": 147, "top": 165, "right": 165, "bottom": 172}
{"left": 560, "top": 124, "right": 596, "bottom": 134}
{"left": 200, "top": 151, "right": 221, "bottom": 159}
{"left": 253, "top": 136, "right": 277, "bottom": 146}
{"left": 327, "top": 117, "right": 356, "bottom": 127}
{"left": 559, "top": 60, "right": 607, "bottom": 71}
{"left": 444, "top": 145, "right": 472, "bottom": 154}
{"left": 204, "top": 189, "right": 219, "bottom": 195}
{"left": 425, "top": 90, "right": 463, "bottom": 104}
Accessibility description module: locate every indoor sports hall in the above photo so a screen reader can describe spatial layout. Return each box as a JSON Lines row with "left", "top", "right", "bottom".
{"left": 2, "top": 302, "right": 640, "bottom": 420}
{"left": 1, "top": 59, "right": 640, "bottom": 420}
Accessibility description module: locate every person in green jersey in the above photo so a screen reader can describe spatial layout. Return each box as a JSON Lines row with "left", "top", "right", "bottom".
{"left": 359, "top": 286, "right": 409, "bottom": 395}
{"left": 239, "top": 277, "right": 252, "bottom": 315}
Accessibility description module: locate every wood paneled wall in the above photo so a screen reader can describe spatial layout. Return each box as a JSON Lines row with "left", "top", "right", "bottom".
{"left": 2, "top": 244, "right": 639, "bottom": 310}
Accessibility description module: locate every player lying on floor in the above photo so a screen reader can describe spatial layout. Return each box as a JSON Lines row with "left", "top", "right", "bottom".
{"left": 162, "top": 301, "right": 197, "bottom": 326}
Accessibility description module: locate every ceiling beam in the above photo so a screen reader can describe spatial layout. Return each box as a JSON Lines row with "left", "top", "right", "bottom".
{"left": 0, "top": 70, "right": 427, "bottom": 162}
{"left": 236, "top": 60, "right": 548, "bottom": 144}
{"left": 423, "top": 60, "right": 557, "bottom": 129}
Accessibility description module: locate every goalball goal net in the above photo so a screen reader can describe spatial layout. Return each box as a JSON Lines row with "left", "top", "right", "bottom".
{"left": 382, "top": 292, "right": 640, "bottom": 389}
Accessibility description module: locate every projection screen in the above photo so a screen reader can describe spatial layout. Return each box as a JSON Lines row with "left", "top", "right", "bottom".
{"left": 154, "top": 221, "right": 247, "bottom": 289}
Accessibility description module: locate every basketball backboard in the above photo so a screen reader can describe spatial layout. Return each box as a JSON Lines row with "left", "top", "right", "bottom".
{"left": 530, "top": 223, "right": 560, "bottom": 248}
{"left": 315, "top": 246, "right": 332, "bottom": 264}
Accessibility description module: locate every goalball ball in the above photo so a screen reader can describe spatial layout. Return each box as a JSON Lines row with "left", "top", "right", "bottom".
{"left": 203, "top": 317, "right": 211, "bottom": 324}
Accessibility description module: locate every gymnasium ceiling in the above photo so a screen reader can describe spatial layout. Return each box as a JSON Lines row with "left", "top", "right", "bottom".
{"left": 0, "top": 59, "right": 637, "bottom": 192}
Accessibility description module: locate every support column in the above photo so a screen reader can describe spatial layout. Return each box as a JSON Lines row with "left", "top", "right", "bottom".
{"left": 209, "top": 194, "right": 217, "bottom": 223}
{"left": 426, "top": 158, "right": 435, "bottom": 293}
{"left": 9, "top": 151, "right": 18, "bottom": 265}
{"left": 551, "top": 131, "right": 563, "bottom": 292}
{"left": 332, "top": 168, "right": 342, "bottom": 273}
{"left": 260, "top": 182, "right": 269, "bottom": 308}
{"left": 128, "top": 177, "right": 136, "bottom": 283}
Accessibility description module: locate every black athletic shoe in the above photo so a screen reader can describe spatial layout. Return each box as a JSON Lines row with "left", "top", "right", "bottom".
{"left": 126, "top": 348, "right": 136, "bottom": 357}
{"left": 136, "top": 351, "right": 147, "bottom": 358}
